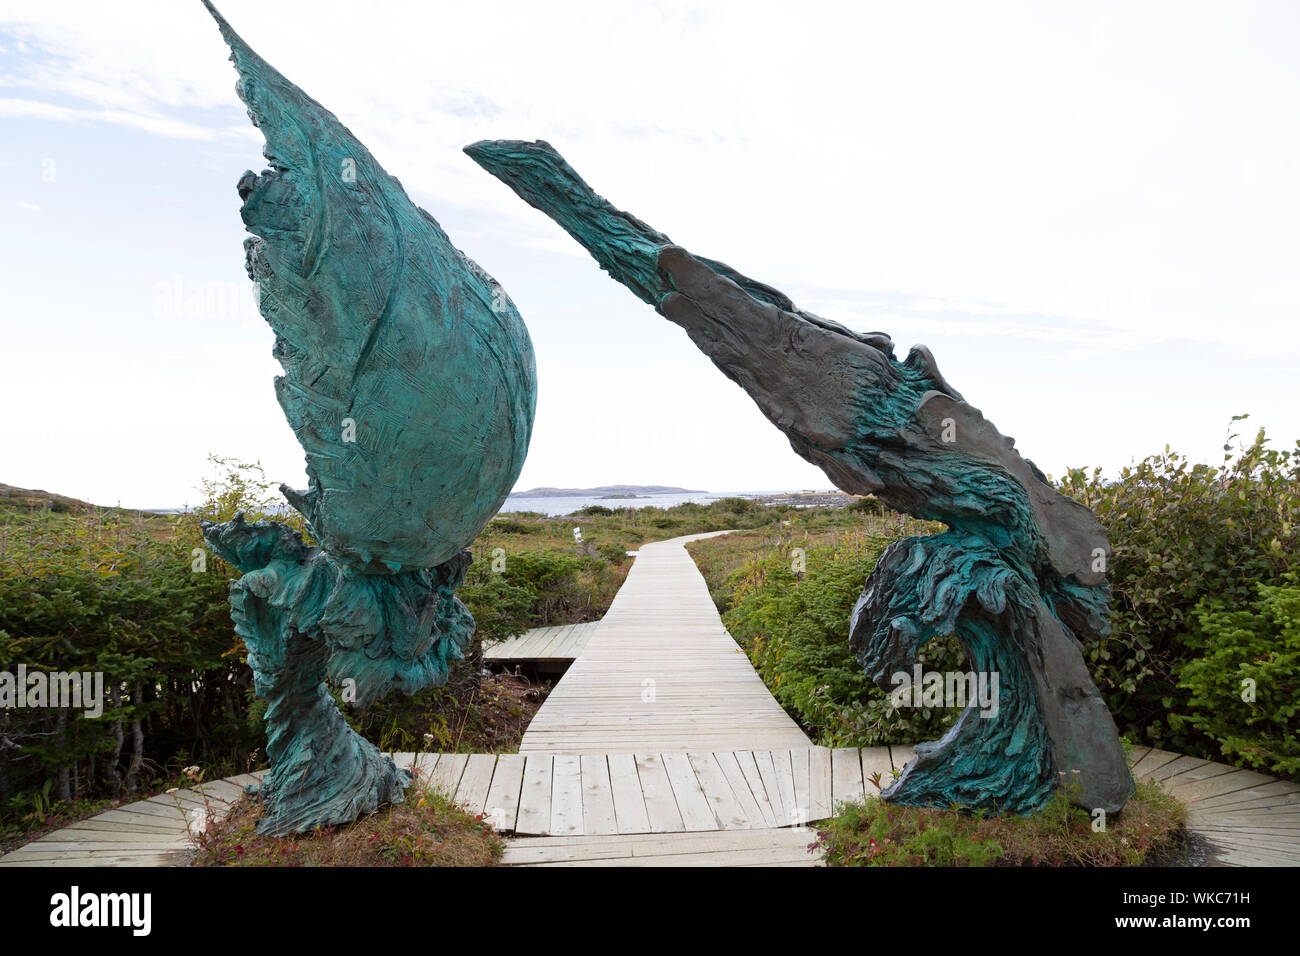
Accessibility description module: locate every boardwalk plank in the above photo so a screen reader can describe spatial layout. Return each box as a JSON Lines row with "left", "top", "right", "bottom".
{"left": 580, "top": 755, "right": 619, "bottom": 835}
{"left": 832, "top": 747, "right": 865, "bottom": 811}
{"left": 635, "top": 754, "right": 686, "bottom": 833}
{"left": 427, "top": 753, "right": 469, "bottom": 798}
{"left": 689, "top": 752, "right": 753, "bottom": 830}
{"left": 454, "top": 754, "right": 498, "bottom": 815}
{"left": 484, "top": 754, "right": 526, "bottom": 832}
{"left": 734, "top": 751, "right": 779, "bottom": 827}
{"left": 550, "top": 754, "right": 584, "bottom": 836}
{"left": 791, "top": 749, "right": 812, "bottom": 827}
{"left": 860, "top": 746, "right": 892, "bottom": 798}
{"left": 715, "top": 750, "right": 770, "bottom": 829}
{"left": 607, "top": 753, "right": 652, "bottom": 834}
{"left": 772, "top": 750, "right": 798, "bottom": 827}
{"left": 754, "top": 750, "right": 790, "bottom": 826}
{"left": 515, "top": 754, "right": 554, "bottom": 836}
{"left": 808, "top": 747, "right": 833, "bottom": 821}
{"left": 663, "top": 752, "right": 717, "bottom": 831}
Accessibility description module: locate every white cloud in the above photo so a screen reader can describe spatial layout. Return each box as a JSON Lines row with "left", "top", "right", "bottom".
{"left": 0, "top": 0, "right": 1293, "bottom": 360}
{"left": 0, "top": 96, "right": 227, "bottom": 139}
{"left": 1, "top": 0, "right": 1297, "bottom": 504}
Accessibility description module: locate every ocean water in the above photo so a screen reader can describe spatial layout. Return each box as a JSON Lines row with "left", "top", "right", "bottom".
{"left": 498, "top": 491, "right": 727, "bottom": 517}
{"left": 497, "top": 488, "right": 844, "bottom": 517}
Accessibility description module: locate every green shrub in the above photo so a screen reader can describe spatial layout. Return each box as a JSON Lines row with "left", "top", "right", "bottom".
{"left": 847, "top": 496, "right": 884, "bottom": 515}
{"left": 1169, "top": 578, "right": 1300, "bottom": 777}
{"left": 0, "top": 457, "right": 276, "bottom": 819}
{"left": 596, "top": 542, "right": 630, "bottom": 565}
{"left": 715, "top": 496, "right": 754, "bottom": 514}
{"left": 721, "top": 537, "right": 963, "bottom": 746}
{"left": 488, "top": 518, "right": 537, "bottom": 534}
{"left": 817, "top": 796, "right": 1003, "bottom": 866}
{"left": 1058, "top": 419, "right": 1298, "bottom": 758}
{"left": 462, "top": 548, "right": 617, "bottom": 634}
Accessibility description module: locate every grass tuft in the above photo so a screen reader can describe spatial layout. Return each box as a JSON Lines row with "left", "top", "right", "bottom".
{"left": 815, "top": 779, "right": 1188, "bottom": 866}
{"left": 191, "top": 786, "right": 504, "bottom": 867}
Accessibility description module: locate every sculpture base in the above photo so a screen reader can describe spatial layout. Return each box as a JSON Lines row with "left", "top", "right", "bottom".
{"left": 253, "top": 629, "right": 411, "bottom": 836}
{"left": 852, "top": 532, "right": 1133, "bottom": 815}
{"left": 201, "top": 515, "right": 474, "bottom": 836}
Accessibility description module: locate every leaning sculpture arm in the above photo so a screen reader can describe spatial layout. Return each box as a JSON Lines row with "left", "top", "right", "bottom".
{"left": 467, "top": 139, "right": 1132, "bottom": 814}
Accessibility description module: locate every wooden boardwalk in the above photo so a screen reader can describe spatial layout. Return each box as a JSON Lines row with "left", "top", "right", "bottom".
{"left": 484, "top": 622, "right": 598, "bottom": 665}
{"left": 4, "top": 531, "right": 1299, "bottom": 866}
{"left": 0, "top": 772, "right": 265, "bottom": 867}
{"left": 6, "top": 745, "right": 1297, "bottom": 866}
{"left": 499, "top": 829, "right": 822, "bottom": 867}
{"left": 389, "top": 745, "right": 912, "bottom": 835}
{"left": 517, "top": 532, "right": 812, "bottom": 754}
{"left": 1127, "top": 746, "right": 1300, "bottom": 867}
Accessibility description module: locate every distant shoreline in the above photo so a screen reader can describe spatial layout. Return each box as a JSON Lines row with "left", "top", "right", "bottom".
{"left": 508, "top": 484, "right": 705, "bottom": 499}
{"left": 498, "top": 487, "right": 858, "bottom": 517}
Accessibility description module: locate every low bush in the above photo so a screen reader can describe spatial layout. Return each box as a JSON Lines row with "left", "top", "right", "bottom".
{"left": 715, "top": 534, "right": 962, "bottom": 747}
{"left": 1170, "top": 578, "right": 1300, "bottom": 777}
{"left": 191, "top": 786, "right": 503, "bottom": 867}
{"left": 1060, "top": 419, "right": 1298, "bottom": 761}
{"left": 816, "top": 779, "right": 1187, "bottom": 866}
{"left": 692, "top": 423, "right": 1300, "bottom": 781}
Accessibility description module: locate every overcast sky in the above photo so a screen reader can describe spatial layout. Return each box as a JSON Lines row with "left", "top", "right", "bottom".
{"left": 1, "top": 0, "right": 1297, "bottom": 508}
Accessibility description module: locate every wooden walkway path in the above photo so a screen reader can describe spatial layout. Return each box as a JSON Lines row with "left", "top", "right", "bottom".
{"left": 484, "top": 622, "right": 598, "bottom": 665}
{"left": 517, "top": 532, "right": 812, "bottom": 754}
{"left": 0, "top": 772, "right": 265, "bottom": 867}
{"left": 4, "top": 532, "right": 1299, "bottom": 866}
{"left": 390, "top": 745, "right": 912, "bottom": 835}
{"left": 5, "top": 745, "right": 1297, "bottom": 866}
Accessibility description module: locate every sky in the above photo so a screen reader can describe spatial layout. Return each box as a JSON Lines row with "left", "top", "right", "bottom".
{"left": 0, "top": 0, "right": 1297, "bottom": 508}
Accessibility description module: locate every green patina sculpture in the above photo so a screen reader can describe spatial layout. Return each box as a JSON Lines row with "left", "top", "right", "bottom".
{"left": 466, "top": 140, "right": 1133, "bottom": 815}
{"left": 200, "top": 3, "right": 536, "bottom": 834}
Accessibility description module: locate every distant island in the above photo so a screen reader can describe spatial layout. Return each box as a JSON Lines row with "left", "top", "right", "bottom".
{"left": 508, "top": 484, "right": 706, "bottom": 499}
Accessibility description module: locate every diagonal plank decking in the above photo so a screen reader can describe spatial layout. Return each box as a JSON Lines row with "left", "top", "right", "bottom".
{"left": 517, "top": 533, "right": 812, "bottom": 755}
{"left": 378, "top": 746, "right": 913, "bottom": 836}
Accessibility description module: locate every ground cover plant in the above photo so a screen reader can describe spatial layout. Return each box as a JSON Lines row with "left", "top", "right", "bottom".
{"left": 814, "top": 778, "right": 1187, "bottom": 866}
{"left": 191, "top": 783, "right": 503, "bottom": 867}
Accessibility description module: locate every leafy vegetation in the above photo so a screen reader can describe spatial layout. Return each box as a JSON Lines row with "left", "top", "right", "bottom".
{"left": 0, "top": 460, "right": 267, "bottom": 827}
{"left": 1171, "top": 578, "right": 1300, "bottom": 777}
{"left": 191, "top": 785, "right": 503, "bottom": 867}
{"left": 0, "top": 464, "right": 856, "bottom": 841}
{"left": 689, "top": 522, "right": 961, "bottom": 747}
{"left": 6, "top": 416, "right": 1295, "bottom": 855}
{"left": 691, "top": 421, "right": 1300, "bottom": 781}
{"left": 1060, "top": 418, "right": 1299, "bottom": 763}
{"left": 815, "top": 779, "right": 1187, "bottom": 866}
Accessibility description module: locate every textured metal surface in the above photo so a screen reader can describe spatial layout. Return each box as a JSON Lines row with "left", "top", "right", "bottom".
{"left": 197, "top": 3, "right": 535, "bottom": 834}
{"left": 467, "top": 138, "right": 1131, "bottom": 814}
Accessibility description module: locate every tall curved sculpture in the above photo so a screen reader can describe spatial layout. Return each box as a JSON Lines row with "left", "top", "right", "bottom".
{"left": 200, "top": 4, "right": 536, "bottom": 834}
{"left": 467, "top": 139, "right": 1132, "bottom": 814}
